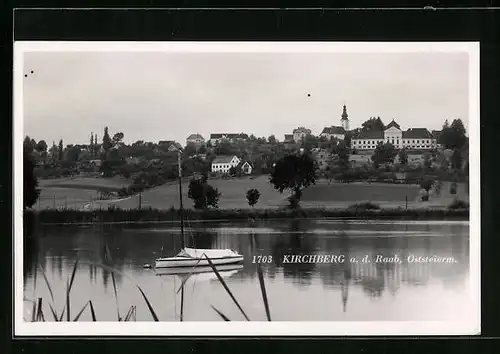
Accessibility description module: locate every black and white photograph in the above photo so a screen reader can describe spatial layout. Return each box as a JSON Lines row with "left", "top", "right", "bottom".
{"left": 15, "top": 42, "right": 480, "bottom": 336}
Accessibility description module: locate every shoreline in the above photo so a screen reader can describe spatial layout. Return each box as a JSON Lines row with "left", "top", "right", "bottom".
{"left": 24, "top": 207, "right": 470, "bottom": 225}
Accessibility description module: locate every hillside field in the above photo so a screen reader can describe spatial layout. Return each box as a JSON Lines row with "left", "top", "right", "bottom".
{"left": 33, "top": 175, "right": 469, "bottom": 211}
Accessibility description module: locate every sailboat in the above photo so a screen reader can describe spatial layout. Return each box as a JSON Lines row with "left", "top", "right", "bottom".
{"left": 154, "top": 149, "right": 244, "bottom": 269}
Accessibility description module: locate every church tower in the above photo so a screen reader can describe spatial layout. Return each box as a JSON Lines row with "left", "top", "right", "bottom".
{"left": 341, "top": 104, "right": 349, "bottom": 131}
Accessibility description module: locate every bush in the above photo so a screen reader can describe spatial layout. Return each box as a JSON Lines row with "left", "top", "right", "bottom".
{"left": 448, "top": 199, "right": 469, "bottom": 210}
{"left": 33, "top": 207, "right": 469, "bottom": 224}
{"left": 347, "top": 202, "right": 381, "bottom": 211}
{"left": 246, "top": 188, "right": 261, "bottom": 208}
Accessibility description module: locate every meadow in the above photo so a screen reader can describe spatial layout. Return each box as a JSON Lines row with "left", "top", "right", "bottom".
{"left": 34, "top": 175, "right": 469, "bottom": 211}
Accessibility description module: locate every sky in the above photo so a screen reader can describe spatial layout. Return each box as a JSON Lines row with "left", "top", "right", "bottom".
{"left": 22, "top": 49, "right": 470, "bottom": 146}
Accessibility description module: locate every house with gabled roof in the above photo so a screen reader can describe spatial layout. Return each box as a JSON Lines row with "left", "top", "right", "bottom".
{"left": 292, "top": 127, "right": 312, "bottom": 143}
{"left": 186, "top": 134, "right": 205, "bottom": 146}
{"left": 158, "top": 140, "right": 182, "bottom": 152}
{"left": 211, "top": 155, "right": 241, "bottom": 174}
{"left": 236, "top": 160, "right": 254, "bottom": 175}
{"left": 320, "top": 126, "right": 346, "bottom": 141}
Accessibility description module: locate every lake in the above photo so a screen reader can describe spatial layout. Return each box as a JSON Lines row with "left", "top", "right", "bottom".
{"left": 23, "top": 219, "right": 471, "bottom": 322}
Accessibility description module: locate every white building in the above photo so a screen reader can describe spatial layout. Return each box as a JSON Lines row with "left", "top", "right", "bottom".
{"left": 351, "top": 119, "right": 437, "bottom": 151}
{"left": 292, "top": 127, "right": 312, "bottom": 143}
{"left": 211, "top": 155, "right": 241, "bottom": 173}
{"left": 320, "top": 126, "right": 346, "bottom": 141}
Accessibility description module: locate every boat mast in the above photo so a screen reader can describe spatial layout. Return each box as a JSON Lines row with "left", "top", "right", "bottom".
{"left": 178, "top": 148, "right": 185, "bottom": 249}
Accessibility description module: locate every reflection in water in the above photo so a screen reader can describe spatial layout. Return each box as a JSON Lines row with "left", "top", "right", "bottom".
{"left": 23, "top": 219, "right": 471, "bottom": 321}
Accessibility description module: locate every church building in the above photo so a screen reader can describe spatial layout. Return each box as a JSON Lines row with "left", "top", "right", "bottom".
{"left": 320, "top": 104, "right": 350, "bottom": 141}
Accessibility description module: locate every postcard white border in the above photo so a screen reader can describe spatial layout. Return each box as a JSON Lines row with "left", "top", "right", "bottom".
{"left": 13, "top": 41, "right": 480, "bottom": 336}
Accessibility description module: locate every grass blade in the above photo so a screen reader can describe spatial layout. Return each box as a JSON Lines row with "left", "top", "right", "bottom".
{"left": 211, "top": 305, "right": 231, "bottom": 321}
{"left": 110, "top": 273, "right": 121, "bottom": 321}
{"left": 124, "top": 305, "right": 134, "bottom": 322}
{"left": 31, "top": 299, "right": 36, "bottom": 322}
{"left": 36, "top": 297, "right": 43, "bottom": 322}
{"left": 175, "top": 259, "right": 203, "bottom": 294}
{"left": 103, "top": 244, "right": 121, "bottom": 321}
{"left": 37, "top": 264, "right": 55, "bottom": 304}
{"left": 73, "top": 301, "right": 90, "bottom": 321}
{"left": 58, "top": 306, "right": 66, "bottom": 321}
{"left": 257, "top": 264, "right": 271, "bottom": 321}
{"left": 66, "top": 277, "right": 70, "bottom": 321}
{"left": 68, "top": 259, "right": 79, "bottom": 293}
{"left": 253, "top": 234, "right": 271, "bottom": 321}
{"left": 89, "top": 300, "right": 97, "bottom": 321}
{"left": 48, "top": 304, "right": 59, "bottom": 321}
{"left": 136, "top": 285, "right": 159, "bottom": 321}
{"left": 203, "top": 254, "right": 250, "bottom": 321}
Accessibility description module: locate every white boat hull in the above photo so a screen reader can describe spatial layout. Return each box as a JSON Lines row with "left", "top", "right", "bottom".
{"left": 155, "top": 255, "right": 244, "bottom": 269}
{"left": 155, "top": 264, "right": 243, "bottom": 276}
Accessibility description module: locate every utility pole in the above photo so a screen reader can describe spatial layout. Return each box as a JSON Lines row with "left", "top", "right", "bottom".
{"left": 178, "top": 149, "right": 185, "bottom": 248}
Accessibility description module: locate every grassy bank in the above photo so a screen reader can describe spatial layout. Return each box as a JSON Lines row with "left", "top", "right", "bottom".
{"left": 34, "top": 175, "right": 469, "bottom": 211}
{"left": 27, "top": 206, "right": 469, "bottom": 225}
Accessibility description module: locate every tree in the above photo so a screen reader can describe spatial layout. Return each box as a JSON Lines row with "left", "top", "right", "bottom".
{"left": 188, "top": 177, "right": 221, "bottom": 209}
{"left": 268, "top": 135, "right": 277, "bottom": 145}
{"left": 361, "top": 117, "right": 385, "bottom": 132}
{"left": 184, "top": 143, "right": 198, "bottom": 157}
{"left": 423, "top": 152, "right": 432, "bottom": 170}
{"left": 398, "top": 149, "right": 408, "bottom": 165}
{"left": 99, "top": 160, "right": 115, "bottom": 177}
{"left": 301, "top": 134, "right": 319, "bottom": 152}
{"left": 332, "top": 141, "right": 350, "bottom": 172}
{"left": 215, "top": 140, "right": 234, "bottom": 156}
{"left": 49, "top": 141, "right": 58, "bottom": 162}
{"left": 102, "top": 126, "right": 112, "bottom": 152}
{"left": 58, "top": 139, "right": 64, "bottom": 161}
{"left": 65, "top": 145, "right": 82, "bottom": 162}
{"left": 205, "top": 185, "right": 221, "bottom": 208}
{"left": 269, "top": 153, "right": 317, "bottom": 208}
{"left": 420, "top": 177, "right": 434, "bottom": 201}
{"left": 198, "top": 145, "right": 207, "bottom": 154}
{"left": 246, "top": 188, "right": 260, "bottom": 208}
{"left": 343, "top": 131, "right": 352, "bottom": 148}
{"left": 36, "top": 140, "right": 47, "bottom": 153}
{"left": 24, "top": 152, "right": 40, "bottom": 209}
{"left": 23, "top": 136, "right": 33, "bottom": 154}
{"left": 371, "top": 142, "right": 397, "bottom": 168}
{"left": 30, "top": 139, "right": 37, "bottom": 152}
{"left": 112, "top": 132, "right": 124, "bottom": 148}
{"left": 451, "top": 149, "right": 462, "bottom": 170}
{"left": 228, "top": 166, "right": 237, "bottom": 177}
{"left": 440, "top": 118, "right": 467, "bottom": 150}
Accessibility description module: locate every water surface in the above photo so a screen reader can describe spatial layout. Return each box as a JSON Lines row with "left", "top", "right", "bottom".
{"left": 23, "top": 219, "right": 471, "bottom": 322}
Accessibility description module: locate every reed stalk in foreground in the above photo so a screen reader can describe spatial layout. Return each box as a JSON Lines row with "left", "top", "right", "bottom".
{"left": 28, "top": 244, "right": 159, "bottom": 322}
{"left": 28, "top": 244, "right": 271, "bottom": 322}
